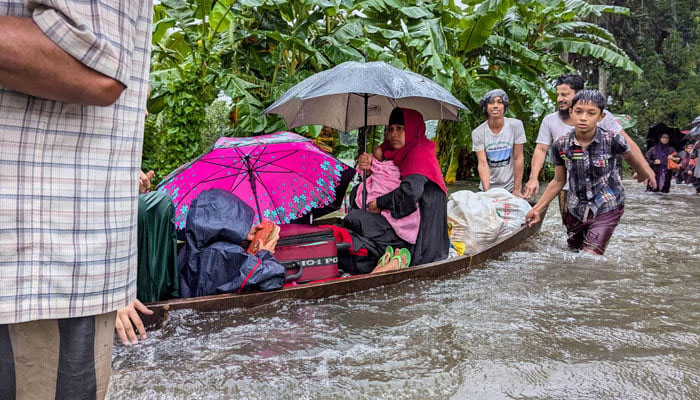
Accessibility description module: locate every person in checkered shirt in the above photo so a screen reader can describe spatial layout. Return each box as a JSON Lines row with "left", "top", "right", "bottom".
{"left": 0, "top": 1, "right": 152, "bottom": 398}
{"left": 525, "top": 90, "right": 652, "bottom": 255}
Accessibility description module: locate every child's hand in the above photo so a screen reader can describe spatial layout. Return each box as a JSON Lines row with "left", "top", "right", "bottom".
{"left": 258, "top": 225, "right": 280, "bottom": 253}
{"left": 372, "top": 146, "right": 384, "bottom": 161}
{"left": 246, "top": 223, "right": 263, "bottom": 242}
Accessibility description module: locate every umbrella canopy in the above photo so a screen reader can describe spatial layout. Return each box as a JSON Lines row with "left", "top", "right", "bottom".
{"left": 264, "top": 61, "right": 467, "bottom": 133}
{"left": 610, "top": 113, "right": 636, "bottom": 130}
{"left": 646, "top": 123, "right": 685, "bottom": 151}
{"left": 686, "top": 116, "right": 700, "bottom": 141}
{"left": 157, "top": 132, "right": 354, "bottom": 228}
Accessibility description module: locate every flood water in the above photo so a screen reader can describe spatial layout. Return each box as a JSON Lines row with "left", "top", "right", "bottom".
{"left": 108, "top": 181, "right": 700, "bottom": 399}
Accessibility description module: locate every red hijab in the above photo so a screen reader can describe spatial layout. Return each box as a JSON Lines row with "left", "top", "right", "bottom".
{"left": 381, "top": 108, "right": 447, "bottom": 193}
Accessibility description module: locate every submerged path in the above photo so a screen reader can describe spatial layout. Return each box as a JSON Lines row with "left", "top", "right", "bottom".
{"left": 108, "top": 182, "right": 699, "bottom": 399}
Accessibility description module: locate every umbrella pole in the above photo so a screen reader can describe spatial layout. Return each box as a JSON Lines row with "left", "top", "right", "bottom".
{"left": 244, "top": 155, "right": 264, "bottom": 222}
{"left": 362, "top": 93, "right": 369, "bottom": 210}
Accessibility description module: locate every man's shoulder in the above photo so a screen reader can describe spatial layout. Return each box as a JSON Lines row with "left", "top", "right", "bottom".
{"left": 505, "top": 117, "right": 525, "bottom": 128}
{"left": 542, "top": 111, "right": 560, "bottom": 123}
{"left": 596, "top": 126, "right": 619, "bottom": 141}
{"left": 472, "top": 120, "right": 489, "bottom": 134}
{"left": 599, "top": 112, "right": 622, "bottom": 132}
{"left": 552, "top": 130, "right": 572, "bottom": 148}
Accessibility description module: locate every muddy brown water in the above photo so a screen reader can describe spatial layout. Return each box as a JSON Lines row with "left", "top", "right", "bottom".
{"left": 108, "top": 181, "right": 700, "bottom": 399}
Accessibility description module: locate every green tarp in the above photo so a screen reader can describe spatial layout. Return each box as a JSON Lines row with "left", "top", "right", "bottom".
{"left": 137, "top": 191, "right": 179, "bottom": 303}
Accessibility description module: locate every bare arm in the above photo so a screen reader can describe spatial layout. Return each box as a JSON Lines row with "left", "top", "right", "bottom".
{"left": 523, "top": 143, "right": 549, "bottom": 199}
{"left": 0, "top": 16, "right": 124, "bottom": 105}
{"left": 525, "top": 165, "right": 566, "bottom": 226}
{"left": 619, "top": 128, "right": 656, "bottom": 187}
{"left": 622, "top": 151, "right": 653, "bottom": 184}
{"left": 513, "top": 143, "right": 524, "bottom": 195}
{"left": 475, "top": 150, "right": 491, "bottom": 191}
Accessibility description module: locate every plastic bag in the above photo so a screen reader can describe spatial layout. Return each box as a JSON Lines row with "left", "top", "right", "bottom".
{"left": 479, "top": 188, "right": 532, "bottom": 233}
{"left": 447, "top": 190, "right": 506, "bottom": 254}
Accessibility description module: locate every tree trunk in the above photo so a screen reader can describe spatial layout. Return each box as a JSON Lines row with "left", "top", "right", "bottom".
{"left": 598, "top": 67, "right": 608, "bottom": 100}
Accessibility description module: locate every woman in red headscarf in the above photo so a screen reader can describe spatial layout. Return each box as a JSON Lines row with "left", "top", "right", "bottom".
{"left": 340, "top": 108, "right": 450, "bottom": 274}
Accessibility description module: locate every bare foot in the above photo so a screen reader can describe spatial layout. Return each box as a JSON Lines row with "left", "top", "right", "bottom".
{"left": 395, "top": 248, "right": 410, "bottom": 269}
{"left": 371, "top": 256, "right": 400, "bottom": 274}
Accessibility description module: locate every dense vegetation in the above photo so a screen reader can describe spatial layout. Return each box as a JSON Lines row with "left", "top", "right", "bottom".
{"left": 142, "top": 0, "right": 697, "bottom": 184}
{"left": 601, "top": 0, "right": 699, "bottom": 146}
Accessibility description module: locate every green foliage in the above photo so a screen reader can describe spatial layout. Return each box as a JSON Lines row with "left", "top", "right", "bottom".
{"left": 602, "top": 0, "right": 700, "bottom": 146}
{"left": 145, "top": 0, "right": 645, "bottom": 183}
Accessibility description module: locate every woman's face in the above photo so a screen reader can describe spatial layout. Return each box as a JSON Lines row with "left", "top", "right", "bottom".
{"left": 388, "top": 124, "right": 406, "bottom": 150}
{"left": 660, "top": 134, "right": 670, "bottom": 144}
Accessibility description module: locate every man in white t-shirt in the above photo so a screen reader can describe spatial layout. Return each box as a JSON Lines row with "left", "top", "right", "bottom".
{"left": 472, "top": 89, "right": 526, "bottom": 194}
{"left": 522, "top": 74, "right": 656, "bottom": 220}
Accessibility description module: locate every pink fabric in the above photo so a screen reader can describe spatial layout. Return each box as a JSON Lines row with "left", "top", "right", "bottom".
{"left": 381, "top": 108, "right": 447, "bottom": 194}
{"left": 355, "top": 158, "right": 421, "bottom": 244}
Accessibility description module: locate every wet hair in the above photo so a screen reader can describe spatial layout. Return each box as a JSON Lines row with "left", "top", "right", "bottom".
{"left": 555, "top": 74, "right": 584, "bottom": 92}
{"left": 571, "top": 89, "right": 606, "bottom": 113}
{"left": 480, "top": 89, "right": 509, "bottom": 116}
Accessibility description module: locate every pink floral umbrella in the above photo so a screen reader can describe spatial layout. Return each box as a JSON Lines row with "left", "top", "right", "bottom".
{"left": 157, "top": 132, "right": 352, "bottom": 229}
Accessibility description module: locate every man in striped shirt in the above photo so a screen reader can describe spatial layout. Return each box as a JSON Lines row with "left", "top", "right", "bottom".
{"left": 0, "top": 1, "right": 152, "bottom": 398}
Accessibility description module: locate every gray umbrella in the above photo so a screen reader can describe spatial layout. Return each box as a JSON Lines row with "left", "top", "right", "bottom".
{"left": 687, "top": 116, "right": 700, "bottom": 141}
{"left": 264, "top": 61, "right": 466, "bottom": 134}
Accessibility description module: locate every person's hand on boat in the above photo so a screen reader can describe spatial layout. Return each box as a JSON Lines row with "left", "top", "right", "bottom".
{"left": 139, "top": 170, "right": 154, "bottom": 193}
{"left": 525, "top": 208, "right": 542, "bottom": 227}
{"left": 523, "top": 178, "right": 539, "bottom": 200}
{"left": 367, "top": 199, "right": 380, "bottom": 214}
{"left": 357, "top": 152, "right": 372, "bottom": 173}
{"left": 115, "top": 299, "right": 153, "bottom": 345}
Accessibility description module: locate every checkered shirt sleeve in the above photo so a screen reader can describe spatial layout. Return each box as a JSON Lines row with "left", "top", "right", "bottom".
{"left": 0, "top": 0, "right": 153, "bottom": 323}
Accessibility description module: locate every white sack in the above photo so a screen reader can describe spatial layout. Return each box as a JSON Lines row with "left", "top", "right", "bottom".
{"left": 447, "top": 190, "right": 506, "bottom": 254}
{"left": 479, "top": 188, "right": 532, "bottom": 233}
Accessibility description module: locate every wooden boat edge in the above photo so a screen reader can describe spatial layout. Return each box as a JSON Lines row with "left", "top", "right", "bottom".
{"left": 141, "top": 218, "right": 543, "bottom": 328}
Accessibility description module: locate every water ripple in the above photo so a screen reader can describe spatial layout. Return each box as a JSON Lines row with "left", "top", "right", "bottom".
{"left": 109, "top": 182, "right": 700, "bottom": 399}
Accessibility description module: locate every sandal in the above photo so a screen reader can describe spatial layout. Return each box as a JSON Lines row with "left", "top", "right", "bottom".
{"left": 379, "top": 246, "right": 394, "bottom": 267}
{"left": 392, "top": 248, "right": 412, "bottom": 269}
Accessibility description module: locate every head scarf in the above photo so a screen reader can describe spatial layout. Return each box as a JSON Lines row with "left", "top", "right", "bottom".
{"left": 381, "top": 108, "right": 447, "bottom": 193}
{"left": 653, "top": 134, "right": 676, "bottom": 161}
{"left": 480, "top": 89, "right": 509, "bottom": 116}
{"left": 650, "top": 135, "right": 677, "bottom": 190}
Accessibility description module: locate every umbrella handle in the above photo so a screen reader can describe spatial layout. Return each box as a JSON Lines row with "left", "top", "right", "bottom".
{"left": 361, "top": 169, "right": 368, "bottom": 210}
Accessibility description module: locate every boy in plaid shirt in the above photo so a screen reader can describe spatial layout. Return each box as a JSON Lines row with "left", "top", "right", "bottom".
{"left": 526, "top": 90, "right": 651, "bottom": 255}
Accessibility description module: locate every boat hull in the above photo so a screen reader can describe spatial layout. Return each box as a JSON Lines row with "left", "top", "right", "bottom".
{"left": 142, "top": 218, "right": 542, "bottom": 327}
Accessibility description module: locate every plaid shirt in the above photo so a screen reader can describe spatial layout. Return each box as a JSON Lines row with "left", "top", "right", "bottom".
{"left": 550, "top": 127, "right": 630, "bottom": 222}
{"left": 0, "top": 1, "right": 152, "bottom": 323}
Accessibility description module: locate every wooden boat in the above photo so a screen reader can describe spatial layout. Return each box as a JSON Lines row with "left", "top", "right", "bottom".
{"left": 142, "top": 215, "right": 544, "bottom": 328}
